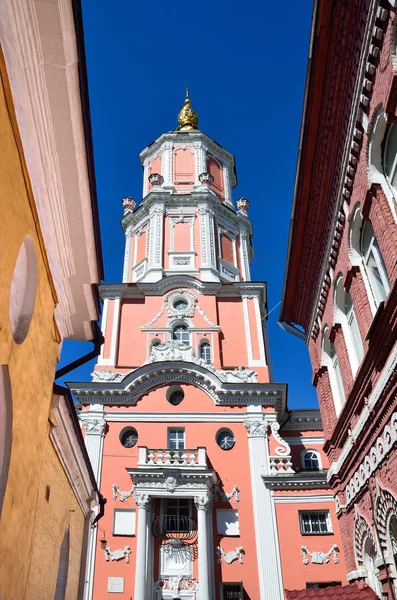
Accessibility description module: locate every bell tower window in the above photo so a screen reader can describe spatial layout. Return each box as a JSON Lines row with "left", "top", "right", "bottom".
{"left": 200, "top": 341, "right": 211, "bottom": 363}
{"left": 172, "top": 324, "right": 190, "bottom": 345}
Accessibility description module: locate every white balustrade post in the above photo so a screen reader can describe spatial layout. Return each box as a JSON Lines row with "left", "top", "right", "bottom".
{"left": 134, "top": 494, "right": 150, "bottom": 600}
{"left": 138, "top": 446, "right": 148, "bottom": 465}
{"left": 197, "top": 446, "right": 206, "bottom": 466}
{"left": 195, "top": 496, "right": 211, "bottom": 600}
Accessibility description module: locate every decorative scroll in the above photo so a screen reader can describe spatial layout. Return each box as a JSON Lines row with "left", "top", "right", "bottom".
{"left": 104, "top": 545, "right": 131, "bottom": 563}
{"left": 213, "top": 485, "right": 240, "bottom": 503}
{"left": 112, "top": 484, "right": 134, "bottom": 502}
{"left": 301, "top": 544, "right": 339, "bottom": 565}
{"left": 217, "top": 546, "right": 245, "bottom": 565}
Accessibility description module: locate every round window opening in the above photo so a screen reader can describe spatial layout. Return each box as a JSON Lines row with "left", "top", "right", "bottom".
{"left": 166, "top": 385, "right": 185, "bottom": 406}
{"left": 173, "top": 298, "right": 189, "bottom": 311}
{"left": 120, "top": 427, "right": 138, "bottom": 448}
{"left": 216, "top": 428, "right": 235, "bottom": 450}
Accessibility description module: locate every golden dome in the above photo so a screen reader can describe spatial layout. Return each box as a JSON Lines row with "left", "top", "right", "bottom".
{"left": 177, "top": 86, "right": 199, "bottom": 131}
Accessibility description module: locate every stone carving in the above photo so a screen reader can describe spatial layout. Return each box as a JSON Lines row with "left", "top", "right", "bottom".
{"left": 122, "top": 197, "right": 136, "bottom": 213}
{"left": 236, "top": 197, "right": 250, "bottom": 215}
{"left": 194, "top": 495, "right": 212, "bottom": 512}
{"left": 213, "top": 485, "right": 240, "bottom": 503}
{"left": 301, "top": 544, "right": 339, "bottom": 565}
{"left": 154, "top": 577, "right": 198, "bottom": 598}
{"left": 354, "top": 509, "right": 377, "bottom": 568}
{"left": 134, "top": 493, "right": 150, "bottom": 508}
{"left": 244, "top": 419, "right": 270, "bottom": 438}
{"left": 271, "top": 422, "right": 291, "bottom": 456}
{"left": 91, "top": 369, "right": 124, "bottom": 383}
{"left": 164, "top": 473, "right": 180, "bottom": 492}
{"left": 165, "top": 290, "right": 196, "bottom": 318}
{"left": 80, "top": 417, "right": 106, "bottom": 436}
{"left": 104, "top": 545, "right": 131, "bottom": 563}
{"left": 145, "top": 340, "right": 258, "bottom": 383}
{"left": 174, "top": 258, "right": 190, "bottom": 265}
{"left": 112, "top": 483, "right": 134, "bottom": 502}
{"left": 344, "top": 411, "right": 397, "bottom": 506}
{"left": 374, "top": 482, "right": 397, "bottom": 557}
{"left": 217, "top": 546, "right": 245, "bottom": 565}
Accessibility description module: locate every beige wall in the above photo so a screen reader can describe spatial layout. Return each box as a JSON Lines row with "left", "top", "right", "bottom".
{"left": 0, "top": 47, "right": 86, "bottom": 600}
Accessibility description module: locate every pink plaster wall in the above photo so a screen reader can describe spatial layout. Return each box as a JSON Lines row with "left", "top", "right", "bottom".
{"left": 173, "top": 221, "right": 191, "bottom": 252}
{"left": 217, "top": 297, "right": 248, "bottom": 367}
{"left": 102, "top": 300, "right": 115, "bottom": 360}
{"left": 117, "top": 299, "right": 145, "bottom": 366}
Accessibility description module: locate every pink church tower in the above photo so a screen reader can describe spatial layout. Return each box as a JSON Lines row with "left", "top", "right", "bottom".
{"left": 70, "top": 92, "right": 346, "bottom": 600}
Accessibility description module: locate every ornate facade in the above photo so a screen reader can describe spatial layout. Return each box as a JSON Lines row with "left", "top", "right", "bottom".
{"left": 280, "top": 0, "right": 397, "bottom": 598}
{"left": 71, "top": 95, "right": 347, "bottom": 599}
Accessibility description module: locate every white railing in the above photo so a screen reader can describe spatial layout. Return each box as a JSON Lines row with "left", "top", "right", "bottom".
{"left": 138, "top": 447, "right": 207, "bottom": 468}
{"left": 269, "top": 456, "right": 294, "bottom": 475}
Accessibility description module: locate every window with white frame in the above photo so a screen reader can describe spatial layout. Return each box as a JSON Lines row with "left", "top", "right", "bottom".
{"left": 360, "top": 220, "right": 390, "bottom": 307}
{"left": 302, "top": 449, "right": 321, "bottom": 471}
{"left": 322, "top": 329, "right": 345, "bottom": 416}
{"left": 216, "top": 509, "right": 240, "bottom": 536}
{"left": 334, "top": 278, "right": 364, "bottom": 375}
{"left": 200, "top": 341, "right": 211, "bottom": 363}
{"left": 299, "top": 511, "right": 332, "bottom": 535}
{"left": 167, "top": 428, "right": 185, "bottom": 450}
{"left": 384, "top": 123, "right": 397, "bottom": 196}
{"left": 172, "top": 324, "right": 190, "bottom": 345}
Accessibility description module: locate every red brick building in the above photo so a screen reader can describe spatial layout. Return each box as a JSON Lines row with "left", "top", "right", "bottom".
{"left": 280, "top": 0, "right": 397, "bottom": 598}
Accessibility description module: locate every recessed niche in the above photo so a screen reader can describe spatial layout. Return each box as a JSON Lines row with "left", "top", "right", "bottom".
{"left": 9, "top": 236, "right": 37, "bottom": 344}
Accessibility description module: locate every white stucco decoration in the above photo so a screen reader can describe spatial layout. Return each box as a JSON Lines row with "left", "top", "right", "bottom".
{"left": 104, "top": 545, "right": 131, "bottom": 563}
{"left": 91, "top": 369, "right": 125, "bottom": 382}
{"left": 301, "top": 544, "right": 339, "bottom": 565}
{"left": 145, "top": 340, "right": 258, "bottom": 383}
{"left": 216, "top": 546, "right": 245, "bottom": 565}
{"left": 112, "top": 484, "right": 134, "bottom": 502}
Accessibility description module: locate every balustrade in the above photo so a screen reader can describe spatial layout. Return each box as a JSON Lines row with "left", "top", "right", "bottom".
{"left": 269, "top": 456, "right": 294, "bottom": 474}
{"left": 137, "top": 446, "right": 207, "bottom": 468}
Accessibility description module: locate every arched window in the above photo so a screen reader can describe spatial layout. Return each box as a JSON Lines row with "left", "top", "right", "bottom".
{"left": 334, "top": 278, "right": 364, "bottom": 375}
{"left": 199, "top": 341, "right": 211, "bottom": 363}
{"left": 390, "top": 515, "right": 397, "bottom": 575}
{"left": 54, "top": 526, "right": 70, "bottom": 600}
{"left": 172, "top": 324, "right": 190, "bottom": 345}
{"left": 362, "top": 537, "right": 382, "bottom": 596}
{"left": 322, "top": 329, "right": 345, "bottom": 416}
{"left": 361, "top": 220, "right": 390, "bottom": 307}
{"left": 384, "top": 123, "right": 397, "bottom": 195}
{"left": 302, "top": 449, "right": 321, "bottom": 471}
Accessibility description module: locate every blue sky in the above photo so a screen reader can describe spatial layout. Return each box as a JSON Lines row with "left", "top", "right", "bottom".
{"left": 60, "top": 0, "right": 318, "bottom": 409}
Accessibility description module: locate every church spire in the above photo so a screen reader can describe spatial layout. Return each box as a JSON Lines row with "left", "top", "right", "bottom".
{"left": 176, "top": 85, "right": 199, "bottom": 131}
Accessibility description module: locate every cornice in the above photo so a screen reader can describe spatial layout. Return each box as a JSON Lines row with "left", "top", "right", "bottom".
{"left": 282, "top": 410, "right": 323, "bottom": 431}
{"left": 121, "top": 191, "right": 252, "bottom": 236}
{"left": 68, "top": 360, "right": 286, "bottom": 410}
{"left": 262, "top": 471, "right": 330, "bottom": 490}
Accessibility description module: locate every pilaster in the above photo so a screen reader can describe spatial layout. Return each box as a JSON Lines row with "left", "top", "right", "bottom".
{"left": 244, "top": 417, "right": 284, "bottom": 599}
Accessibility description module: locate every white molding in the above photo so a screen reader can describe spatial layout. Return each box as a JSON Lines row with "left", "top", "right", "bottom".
{"left": 97, "top": 298, "right": 109, "bottom": 366}
{"left": 273, "top": 493, "right": 334, "bottom": 504}
{"left": 286, "top": 436, "right": 324, "bottom": 445}
{"left": 328, "top": 342, "right": 397, "bottom": 480}
{"left": 245, "top": 418, "right": 284, "bottom": 599}
{"left": 109, "top": 297, "right": 121, "bottom": 366}
{"left": 254, "top": 296, "right": 267, "bottom": 366}
{"left": 86, "top": 410, "right": 279, "bottom": 423}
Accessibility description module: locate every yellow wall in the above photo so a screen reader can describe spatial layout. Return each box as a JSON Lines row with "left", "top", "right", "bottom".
{"left": 0, "top": 48, "right": 86, "bottom": 600}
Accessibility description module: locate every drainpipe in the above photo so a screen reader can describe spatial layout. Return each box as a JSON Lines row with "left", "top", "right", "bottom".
{"left": 278, "top": 320, "right": 306, "bottom": 341}
{"left": 55, "top": 321, "right": 104, "bottom": 380}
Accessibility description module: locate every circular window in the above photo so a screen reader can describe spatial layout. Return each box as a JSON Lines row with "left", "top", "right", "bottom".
{"left": 9, "top": 236, "right": 38, "bottom": 344}
{"left": 119, "top": 427, "right": 138, "bottom": 448}
{"left": 166, "top": 385, "right": 185, "bottom": 406}
{"left": 216, "top": 428, "right": 235, "bottom": 450}
{"left": 173, "top": 298, "right": 189, "bottom": 311}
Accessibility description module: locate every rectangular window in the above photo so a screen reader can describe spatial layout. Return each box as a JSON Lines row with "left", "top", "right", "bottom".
{"left": 221, "top": 583, "right": 243, "bottom": 599}
{"left": 306, "top": 582, "right": 341, "bottom": 589}
{"left": 217, "top": 509, "right": 240, "bottom": 536}
{"left": 165, "top": 498, "right": 191, "bottom": 532}
{"left": 299, "top": 511, "right": 332, "bottom": 535}
{"left": 168, "top": 428, "right": 185, "bottom": 450}
{"left": 113, "top": 509, "right": 136, "bottom": 536}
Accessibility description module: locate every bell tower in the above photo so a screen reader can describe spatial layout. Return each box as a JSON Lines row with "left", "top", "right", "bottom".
{"left": 121, "top": 90, "right": 252, "bottom": 285}
{"left": 71, "top": 94, "right": 296, "bottom": 600}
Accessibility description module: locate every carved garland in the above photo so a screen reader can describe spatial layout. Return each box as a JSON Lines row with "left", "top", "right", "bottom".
{"left": 344, "top": 411, "right": 397, "bottom": 507}
{"left": 374, "top": 483, "right": 397, "bottom": 559}
{"left": 354, "top": 509, "right": 378, "bottom": 568}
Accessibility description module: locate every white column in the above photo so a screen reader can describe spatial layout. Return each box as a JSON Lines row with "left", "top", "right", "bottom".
{"left": 244, "top": 417, "right": 284, "bottom": 600}
{"left": 134, "top": 494, "right": 150, "bottom": 600}
{"left": 80, "top": 410, "right": 106, "bottom": 600}
{"left": 206, "top": 504, "right": 216, "bottom": 600}
{"left": 146, "top": 204, "right": 164, "bottom": 281}
{"left": 195, "top": 496, "right": 211, "bottom": 600}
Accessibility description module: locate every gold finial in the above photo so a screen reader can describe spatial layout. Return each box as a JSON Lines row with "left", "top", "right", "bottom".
{"left": 177, "top": 85, "right": 199, "bottom": 131}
